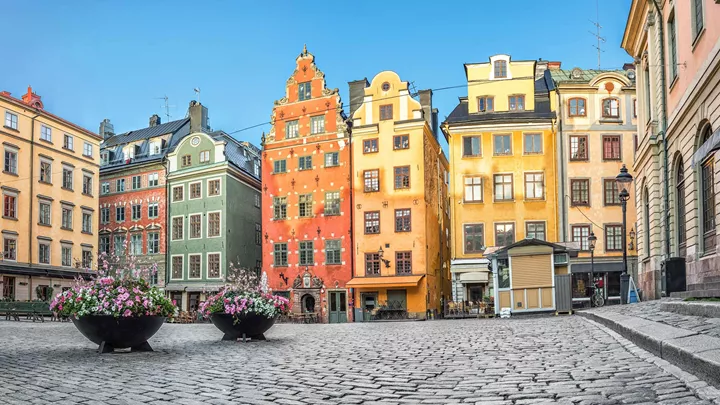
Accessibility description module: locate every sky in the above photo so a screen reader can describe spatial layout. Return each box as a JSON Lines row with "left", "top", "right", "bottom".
{"left": 3, "top": 1, "right": 633, "bottom": 151}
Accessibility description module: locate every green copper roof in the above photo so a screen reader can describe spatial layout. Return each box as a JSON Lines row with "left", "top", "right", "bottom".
{"left": 550, "top": 68, "right": 626, "bottom": 84}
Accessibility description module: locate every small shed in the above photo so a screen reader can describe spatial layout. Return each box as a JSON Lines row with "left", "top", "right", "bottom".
{"left": 487, "top": 239, "right": 574, "bottom": 315}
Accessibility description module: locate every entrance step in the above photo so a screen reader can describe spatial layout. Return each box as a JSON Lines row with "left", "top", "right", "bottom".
{"left": 670, "top": 289, "right": 720, "bottom": 299}
{"left": 705, "top": 276, "right": 720, "bottom": 283}
{"left": 661, "top": 301, "right": 720, "bottom": 318}
{"left": 689, "top": 282, "right": 720, "bottom": 291}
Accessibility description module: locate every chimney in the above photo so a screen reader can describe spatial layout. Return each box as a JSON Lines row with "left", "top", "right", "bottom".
{"left": 188, "top": 101, "right": 208, "bottom": 134}
{"left": 348, "top": 79, "right": 369, "bottom": 118}
{"left": 535, "top": 60, "right": 549, "bottom": 79}
{"left": 99, "top": 119, "right": 114, "bottom": 140}
{"left": 149, "top": 114, "right": 161, "bottom": 127}
{"left": 547, "top": 61, "right": 562, "bottom": 70}
{"left": 418, "top": 89, "right": 433, "bottom": 129}
{"left": 21, "top": 86, "right": 44, "bottom": 109}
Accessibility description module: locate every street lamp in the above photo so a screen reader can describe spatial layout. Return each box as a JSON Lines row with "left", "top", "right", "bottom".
{"left": 378, "top": 246, "right": 390, "bottom": 268}
{"left": 588, "top": 231, "right": 597, "bottom": 305}
{"left": 616, "top": 164, "right": 634, "bottom": 304}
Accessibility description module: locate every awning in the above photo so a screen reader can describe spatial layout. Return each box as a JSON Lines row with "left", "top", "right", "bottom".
{"left": 164, "top": 283, "right": 186, "bottom": 292}
{"left": 459, "top": 271, "right": 489, "bottom": 283}
{"left": 691, "top": 127, "right": 720, "bottom": 167}
{"left": 571, "top": 262, "right": 624, "bottom": 273}
{"left": 346, "top": 275, "right": 424, "bottom": 288}
{"left": 0, "top": 263, "right": 94, "bottom": 279}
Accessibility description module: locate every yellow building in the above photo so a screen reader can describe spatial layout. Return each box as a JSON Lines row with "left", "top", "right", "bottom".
{"left": 346, "top": 71, "right": 451, "bottom": 320}
{"left": 549, "top": 66, "right": 638, "bottom": 306}
{"left": 1, "top": 87, "right": 101, "bottom": 301}
{"left": 441, "top": 55, "right": 558, "bottom": 303}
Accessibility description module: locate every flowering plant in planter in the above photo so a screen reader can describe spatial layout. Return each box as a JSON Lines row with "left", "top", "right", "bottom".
{"left": 199, "top": 264, "right": 290, "bottom": 321}
{"left": 49, "top": 244, "right": 175, "bottom": 318}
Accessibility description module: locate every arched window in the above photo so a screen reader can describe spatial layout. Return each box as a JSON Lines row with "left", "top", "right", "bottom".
{"left": 644, "top": 186, "right": 650, "bottom": 257}
{"left": 700, "top": 124, "right": 716, "bottom": 252}
{"left": 676, "top": 158, "right": 686, "bottom": 257}
{"left": 602, "top": 98, "right": 620, "bottom": 118}
{"left": 568, "top": 98, "right": 586, "bottom": 117}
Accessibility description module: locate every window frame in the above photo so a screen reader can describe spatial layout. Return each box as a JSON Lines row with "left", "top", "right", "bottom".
{"left": 477, "top": 96, "right": 494, "bottom": 112}
{"left": 63, "top": 134, "right": 74, "bottom": 151}
{"left": 602, "top": 135, "right": 622, "bottom": 161}
{"left": 40, "top": 125, "right": 52, "bottom": 142}
{"left": 463, "top": 176, "right": 483, "bottom": 203}
{"left": 298, "top": 155, "right": 312, "bottom": 171}
{"left": 3, "top": 193, "right": 17, "bottom": 219}
{"left": 310, "top": 115, "right": 325, "bottom": 135}
{"left": 494, "top": 60, "right": 507, "bottom": 78}
{"left": 523, "top": 133, "right": 543, "bottom": 155}
{"left": 4, "top": 148, "right": 18, "bottom": 174}
{"left": 462, "top": 135, "right": 482, "bottom": 157}
{"left": 379, "top": 104, "right": 393, "bottom": 121}
{"left": 568, "top": 98, "right": 587, "bottom": 117}
{"left": 274, "top": 243, "right": 288, "bottom": 267}
{"left": 508, "top": 95, "right": 525, "bottom": 111}
{"left": 363, "top": 139, "right": 379, "bottom": 154}
{"left": 62, "top": 167, "right": 73, "bottom": 190}
{"left": 207, "top": 211, "right": 221, "bottom": 238}
{"left": 147, "top": 232, "right": 160, "bottom": 254}
{"left": 4, "top": 111, "right": 18, "bottom": 130}
{"left": 365, "top": 253, "right": 380, "bottom": 276}
{"left": 325, "top": 239, "right": 342, "bottom": 265}
{"left": 188, "top": 254, "right": 202, "bottom": 279}
{"left": 207, "top": 252, "right": 221, "bottom": 278}
{"left": 602, "top": 98, "right": 620, "bottom": 119}
{"left": 285, "top": 120, "right": 299, "bottom": 139}
{"left": 181, "top": 154, "right": 192, "bottom": 167}
{"left": 189, "top": 182, "right": 202, "bottom": 200}
{"left": 570, "top": 179, "right": 590, "bottom": 206}
{"left": 172, "top": 185, "right": 184, "bottom": 202}
{"left": 463, "top": 223, "right": 485, "bottom": 254}
{"left": 394, "top": 208, "right": 411, "bottom": 232}
{"left": 273, "top": 196, "right": 287, "bottom": 220}
{"left": 393, "top": 135, "right": 410, "bottom": 150}
{"left": 493, "top": 173, "right": 514, "bottom": 202}
{"left": 189, "top": 214, "right": 202, "bottom": 239}
{"left": 273, "top": 159, "right": 287, "bottom": 174}
{"left": 603, "top": 179, "right": 621, "bottom": 206}
{"left": 298, "top": 82, "right": 311, "bottom": 101}
{"left": 525, "top": 221, "right": 546, "bottom": 241}
{"left": 324, "top": 191, "right": 340, "bottom": 216}
{"left": 572, "top": 225, "right": 591, "bottom": 251}
{"left": 605, "top": 224, "right": 623, "bottom": 252}
{"left": 668, "top": 10, "right": 678, "bottom": 81}
{"left": 395, "top": 251, "right": 412, "bottom": 275}
{"left": 299, "top": 240, "right": 314, "bottom": 266}
{"left": 364, "top": 211, "right": 380, "bottom": 234}
{"left": 570, "top": 135, "right": 589, "bottom": 161}
{"left": 39, "top": 201, "right": 51, "bottom": 226}
{"left": 171, "top": 255, "right": 184, "bottom": 280}
{"left": 494, "top": 223, "right": 515, "bottom": 247}
{"left": 363, "top": 169, "right": 379, "bottom": 193}
{"left": 83, "top": 142, "right": 93, "bottom": 158}
{"left": 299, "top": 193, "right": 313, "bottom": 218}
{"left": 493, "top": 134, "right": 512, "bottom": 156}
{"left": 171, "top": 216, "right": 184, "bottom": 241}
{"left": 524, "top": 172, "right": 545, "bottom": 200}
{"left": 324, "top": 152, "right": 339, "bottom": 167}
{"left": 393, "top": 166, "right": 410, "bottom": 189}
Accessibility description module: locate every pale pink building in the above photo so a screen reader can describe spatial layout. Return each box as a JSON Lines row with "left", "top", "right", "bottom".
{"left": 623, "top": 0, "right": 720, "bottom": 298}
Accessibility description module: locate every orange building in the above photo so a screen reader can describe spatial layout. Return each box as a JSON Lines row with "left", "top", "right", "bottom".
{"left": 261, "top": 46, "right": 352, "bottom": 323}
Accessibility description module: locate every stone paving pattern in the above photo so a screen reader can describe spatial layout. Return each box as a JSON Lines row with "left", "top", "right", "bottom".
{"left": 591, "top": 299, "right": 720, "bottom": 338}
{"left": 0, "top": 316, "right": 715, "bottom": 404}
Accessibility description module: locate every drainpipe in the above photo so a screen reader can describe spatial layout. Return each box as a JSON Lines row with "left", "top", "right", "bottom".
{"left": 28, "top": 113, "right": 40, "bottom": 299}
{"left": 346, "top": 118, "right": 354, "bottom": 322}
{"left": 163, "top": 158, "right": 170, "bottom": 293}
{"left": 650, "top": 0, "right": 671, "bottom": 295}
{"left": 555, "top": 91, "right": 567, "bottom": 242}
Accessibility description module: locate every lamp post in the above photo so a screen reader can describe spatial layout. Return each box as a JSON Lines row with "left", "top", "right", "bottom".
{"left": 588, "top": 231, "right": 597, "bottom": 306}
{"left": 616, "top": 164, "right": 634, "bottom": 304}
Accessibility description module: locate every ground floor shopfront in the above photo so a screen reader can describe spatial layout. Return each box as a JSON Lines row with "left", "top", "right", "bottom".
{"left": 0, "top": 264, "right": 92, "bottom": 302}
{"left": 347, "top": 275, "right": 434, "bottom": 320}
{"left": 570, "top": 257, "right": 638, "bottom": 307}
{"left": 450, "top": 258, "right": 491, "bottom": 305}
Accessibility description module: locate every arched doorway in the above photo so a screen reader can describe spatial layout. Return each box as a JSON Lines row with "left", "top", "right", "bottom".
{"left": 301, "top": 294, "right": 316, "bottom": 313}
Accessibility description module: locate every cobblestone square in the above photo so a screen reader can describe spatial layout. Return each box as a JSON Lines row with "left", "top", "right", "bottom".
{"left": 0, "top": 316, "right": 717, "bottom": 404}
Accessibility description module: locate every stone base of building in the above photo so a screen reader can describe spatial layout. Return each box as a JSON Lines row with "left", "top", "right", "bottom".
{"left": 686, "top": 252, "right": 720, "bottom": 287}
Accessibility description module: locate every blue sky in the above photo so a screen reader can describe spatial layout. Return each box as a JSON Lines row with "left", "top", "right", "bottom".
{"left": 3, "top": 1, "right": 632, "bottom": 149}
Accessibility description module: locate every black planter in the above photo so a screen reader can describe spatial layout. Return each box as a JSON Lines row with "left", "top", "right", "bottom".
{"left": 210, "top": 313, "right": 276, "bottom": 341}
{"left": 71, "top": 315, "right": 165, "bottom": 353}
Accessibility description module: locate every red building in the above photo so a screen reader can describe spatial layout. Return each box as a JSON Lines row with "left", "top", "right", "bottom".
{"left": 262, "top": 46, "right": 352, "bottom": 323}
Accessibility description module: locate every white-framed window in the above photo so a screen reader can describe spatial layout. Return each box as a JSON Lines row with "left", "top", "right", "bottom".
{"left": 171, "top": 255, "right": 184, "bottom": 280}
{"left": 61, "top": 245, "right": 72, "bottom": 267}
{"left": 147, "top": 232, "right": 160, "bottom": 254}
{"left": 189, "top": 214, "right": 202, "bottom": 239}
{"left": 208, "top": 179, "right": 221, "bottom": 196}
{"left": 189, "top": 182, "right": 201, "bottom": 199}
{"left": 62, "top": 167, "right": 73, "bottom": 190}
{"left": 38, "top": 242, "right": 51, "bottom": 264}
{"left": 61, "top": 206, "right": 73, "bottom": 229}
{"left": 39, "top": 201, "right": 51, "bottom": 225}
{"left": 199, "top": 150, "right": 210, "bottom": 163}
{"left": 311, "top": 115, "right": 325, "bottom": 134}
{"left": 116, "top": 179, "right": 125, "bottom": 192}
{"left": 83, "top": 142, "right": 93, "bottom": 158}
{"left": 4, "top": 111, "right": 18, "bottom": 130}
{"left": 189, "top": 254, "right": 202, "bottom": 279}
{"left": 172, "top": 185, "right": 184, "bottom": 202}
{"left": 82, "top": 212, "right": 92, "bottom": 234}
{"left": 101, "top": 182, "right": 110, "bottom": 194}
{"left": 130, "top": 233, "right": 143, "bottom": 255}
{"left": 464, "top": 176, "right": 482, "bottom": 202}
{"left": 63, "top": 134, "right": 74, "bottom": 150}
{"left": 285, "top": 120, "right": 299, "bottom": 139}
{"left": 148, "top": 173, "right": 159, "bottom": 187}
{"left": 40, "top": 125, "right": 52, "bottom": 142}
{"left": 3, "top": 192, "right": 17, "bottom": 219}
{"left": 207, "top": 253, "right": 221, "bottom": 278}
{"left": 3, "top": 147, "right": 17, "bottom": 174}
{"left": 148, "top": 202, "right": 159, "bottom": 218}
{"left": 39, "top": 160, "right": 52, "bottom": 183}
{"left": 208, "top": 212, "right": 221, "bottom": 237}
{"left": 325, "top": 152, "right": 339, "bottom": 167}
{"left": 3, "top": 236, "right": 17, "bottom": 261}
{"left": 132, "top": 175, "right": 141, "bottom": 190}
{"left": 82, "top": 174, "right": 93, "bottom": 195}
{"left": 113, "top": 235, "right": 125, "bottom": 256}
{"left": 172, "top": 216, "right": 184, "bottom": 240}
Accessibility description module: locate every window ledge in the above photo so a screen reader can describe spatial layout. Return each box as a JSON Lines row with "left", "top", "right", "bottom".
{"left": 38, "top": 180, "right": 52, "bottom": 186}
{"left": 462, "top": 200, "right": 484, "bottom": 204}
{"left": 3, "top": 216, "right": 18, "bottom": 221}
{"left": 82, "top": 193, "right": 93, "bottom": 197}
{"left": 81, "top": 231, "right": 93, "bottom": 235}
{"left": 39, "top": 139, "right": 53, "bottom": 145}
{"left": 599, "top": 118, "right": 623, "bottom": 124}
{"left": 493, "top": 199, "right": 515, "bottom": 203}
{"left": 61, "top": 227, "right": 73, "bottom": 231}
{"left": 61, "top": 187, "right": 74, "bottom": 192}
{"left": 37, "top": 223, "right": 52, "bottom": 227}
{"left": 2, "top": 171, "right": 18, "bottom": 177}
{"left": 701, "top": 249, "right": 717, "bottom": 258}
{"left": 3, "top": 125, "right": 19, "bottom": 133}
{"left": 692, "top": 28, "right": 706, "bottom": 51}
{"left": 493, "top": 154, "right": 514, "bottom": 157}
{"left": 63, "top": 147, "right": 75, "bottom": 153}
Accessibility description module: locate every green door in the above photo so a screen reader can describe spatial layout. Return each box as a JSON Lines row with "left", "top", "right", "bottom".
{"left": 329, "top": 291, "right": 347, "bottom": 323}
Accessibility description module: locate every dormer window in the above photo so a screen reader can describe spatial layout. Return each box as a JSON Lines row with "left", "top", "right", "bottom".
{"left": 134, "top": 145, "right": 142, "bottom": 157}
{"left": 602, "top": 98, "right": 620, "bottom": 118}
{"left": 149, "top": 142, "right": 161, "bottom": 155}
{"left": 494, "top": 60, "right": 507, "bottom": 78}
{"left": 299, "top": 82, "right": 311, "bottom": 101}
{"left": 568, "top": 98, "right": 586, "bottom": 117}
{"left": 182, "top": 155, "right": 192, "bottom": 167}
{"left": 477, "top": 96, "right": 494, "bottom": 112}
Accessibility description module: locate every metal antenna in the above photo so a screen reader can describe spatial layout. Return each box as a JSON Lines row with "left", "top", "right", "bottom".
{"left": 153, "top": 95, "right": 174, "bottom": 122}
{"left": 194, "top": 88, "right": 201, "bottom": 104}
{"left": 589, "top": 0, "right": 606, "bottom": 69}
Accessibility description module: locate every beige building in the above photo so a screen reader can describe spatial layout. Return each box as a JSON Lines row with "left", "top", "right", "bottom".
{"left": 1, "top": 87, "right": 101, "bottom": 301}
{"left": 549, "top": 65, "right": 638, "bottom": 305}
{"left": 623, "top": 0, "right": 720, "bottom": 298}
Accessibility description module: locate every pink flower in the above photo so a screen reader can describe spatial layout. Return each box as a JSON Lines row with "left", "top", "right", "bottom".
{"left": 122, "top": 309, "right": 132, "bottom": 317}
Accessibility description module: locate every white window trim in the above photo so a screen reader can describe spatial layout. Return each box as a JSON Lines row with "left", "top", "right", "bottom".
{"left": 206, "top": 251, "right": 223, "bottom": 279}
{"left": 206, "top": 177, "right": 222, "bottom": 197}
{"left": 148, "top": 202, "right": 159, "bottom": 219}
{"left": 82, "top": 174, "right": 93, "bottom": 195}
{"left": 3, "top": 235, "right": 18, "bottom": 262}
{"left": 188, "top": 212, "right": 203, "bottom": 240}
{"left": 129, "top": 233, "right": 143, "bottom": 256}
{"left": 188, "top": 181, "right": 202, "bottom": 200}
{"left": 172, "top": 185, "right": 184, "bottom": 202}
{"left": 188, "top": 253, "right": 203, "bottom": 280}
{"left": 5, "top": 111, "right": 18, "bottom": 130}
{"left": 523, "top": 170, "right": 546, "bottom": 201}
{"left": 83, "top": 142, "right": 93, "bottom": 157}
{"left": 492, "top": 172, "right": 515, "bottom": 202}
{"left": 39, "top": 158, "right": 52, "bottom": 183}
{"left": 38, "top": 240, "right": 51, "bottom": 265}
{"left": 206, "top": 210, "right": 222, "bottom": 238}
{"left": 463, "top": 175, "right": 484, "bottom": 203}
{"left": 170, "top": 254, "right": 185, "bottom": 280}
{"left": 146, "top": 232, "right": 160, "bottom": 254}
{"left": 522, "top": 132, "right": 544, "bottom": 155}
{"left": 60, "top": 244, "right": 73, "bottom": 267}
{"left": 40, "top": 125, "right": 52, "bottom": 142}
{"left": 39, "top": 200, "right": 52, "bottom": 225}
{"left": 148, "top": 172, "right": 159, "bottom": 187}
{"left": 171, "top": 215, "right": 185, "bottom": 241}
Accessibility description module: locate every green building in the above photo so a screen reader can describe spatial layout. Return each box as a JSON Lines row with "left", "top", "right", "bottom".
{"left": 165, "top": 116, "right": 262, "bottom": 311}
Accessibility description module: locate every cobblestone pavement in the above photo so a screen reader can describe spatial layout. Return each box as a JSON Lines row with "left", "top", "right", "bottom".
{"left": 588, "top": 299, "right": 720, "bottom": 338}
{"left": 1, "top": 316, "right": 717, "bottom": 405}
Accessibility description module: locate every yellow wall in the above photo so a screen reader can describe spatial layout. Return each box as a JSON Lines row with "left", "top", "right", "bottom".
{"left": 350, "top": 71, "right": 450, "bottom": 316}
{"left": 555, "top": 72, "right": 637, "bottom": 258}
{"left": 466, "top": 58, "right": 536, "bottom": 113}
{"left": 0, "top": 94, "right": 101, "bottom": 269}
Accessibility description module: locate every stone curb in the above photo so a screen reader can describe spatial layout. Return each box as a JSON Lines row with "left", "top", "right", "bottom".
{"left": 661, "top": 301, "right": 720, "bottom": 318}
{"left": 582, "top": 317, "right": 720, "bottom": 403}
{"left": 579, "top": 310, "right": 720, "bottom": 398}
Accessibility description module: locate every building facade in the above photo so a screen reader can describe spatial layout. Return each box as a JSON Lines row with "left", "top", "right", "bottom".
{"left": 550, "top": 66, "right": 639, "bottom": 305}
{"left": 1, "top": 87, "right": 102, "bottom": 301}
{"left": 261, "top": 47, "right": 353, "bottom": 323}
{"left": 623, "top": 0, "right": 720, "bottom": 298}
{"left": 99, "top": 113, "right": 192, "bottom": 288}
{"left": 347, "top": 71, "right": 450, "bottom": 320}
{"left": 166, "top": 124, "right": 262, "bottom": 312}
{"left": 442, "top": 55, "right": 557, "bottom": 303}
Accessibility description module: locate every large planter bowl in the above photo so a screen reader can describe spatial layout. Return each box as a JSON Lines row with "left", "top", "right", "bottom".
{"left": 71, "top": 315, "right": 165, "bottom": 353}
{"left": 210, "top": 313, "right": 277, "bottom": 341}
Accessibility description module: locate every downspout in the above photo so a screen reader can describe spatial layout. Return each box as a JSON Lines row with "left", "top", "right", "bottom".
{"left": 163, "top": 158, "right": 171, "bottom": 293}
{"left": 346, "top": 118, "right": 354, "bottom": 322}
{"left": 650, "top": 0, "right": 671, "bottom": 267}
{"left": 555, "top": 90, "right": 567, "bottom": 242}
{"left": 28, "top": 113, "right": 40, "bottom": 300}
{"left": 551, "top": 116, "right": 559, "bottom": 243}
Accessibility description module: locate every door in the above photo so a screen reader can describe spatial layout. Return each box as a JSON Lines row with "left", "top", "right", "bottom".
{"left": 387, "top": 289, "right": 407, "bottom": 309}
{"left": 188, "top": 293, "right": 201, "bottom": 312}
{"left": 328, "top": 291, "right": 347, "bottom": 323}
